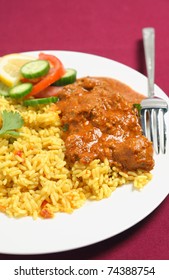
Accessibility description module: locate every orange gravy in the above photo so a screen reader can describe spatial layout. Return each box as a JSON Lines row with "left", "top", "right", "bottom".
{"left": 56, "top": 77, "right": 154, "bottom": 171}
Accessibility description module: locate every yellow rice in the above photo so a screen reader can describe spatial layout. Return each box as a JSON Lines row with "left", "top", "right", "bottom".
{"left": 0, "top": 96, "right": 152, "bottom": 219}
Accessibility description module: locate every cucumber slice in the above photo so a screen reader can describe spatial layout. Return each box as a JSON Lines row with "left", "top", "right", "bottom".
{"left": 9, "top": 83, "right": 33, "bottom": 98}
{"left": 23, "top": 96, "right": 59, "bottom": 106}
{"left": 0, "top": 81, "right": 9, "bottom": 97}
{"left": 21, "top": 60, "right": 50, "bottom": 79}
{"left": 53, "top": 68, "right": 77, "bottom": 86}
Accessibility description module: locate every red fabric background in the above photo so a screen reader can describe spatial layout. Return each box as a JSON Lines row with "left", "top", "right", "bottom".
{"left": 0, "top": 0, "right": 168, "bottom": 260}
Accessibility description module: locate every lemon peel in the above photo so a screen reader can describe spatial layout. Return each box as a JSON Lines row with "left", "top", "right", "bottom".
{"left": 0, "top": 53, "right": 36, "bottom": 87}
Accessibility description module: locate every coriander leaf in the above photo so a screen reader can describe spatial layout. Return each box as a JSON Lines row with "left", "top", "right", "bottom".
{"left": 5, "top": 130, "right": 20, "bottom": 137}
{"left": 133, "top": 103, "right": 141, "bottom": 114}
{"left": 0, "top": 110, "right": 24, "bottom": 137}
{"left": 62, "top": 123, "right": 69, "bottom": 132}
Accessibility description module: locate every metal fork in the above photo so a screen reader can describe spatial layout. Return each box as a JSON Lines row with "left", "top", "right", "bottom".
{"left": 141, "top": 27, "right": 168, "bottom": 154}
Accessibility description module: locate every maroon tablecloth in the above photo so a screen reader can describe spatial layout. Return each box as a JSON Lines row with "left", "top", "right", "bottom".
{"left": 0, "top": 0, "right": 168, "bottom": 260}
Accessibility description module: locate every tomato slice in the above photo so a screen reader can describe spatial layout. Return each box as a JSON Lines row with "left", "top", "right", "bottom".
{"left": 26, "top": 53, "right": 65, "bottom": 98}
{"left": 35, "top": 86, "right": 63, "bottom": 98}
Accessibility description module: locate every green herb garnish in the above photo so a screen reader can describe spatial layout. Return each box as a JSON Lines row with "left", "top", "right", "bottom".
{"left": 0, "top": 110, "right": 24, "bottom": 137}
{"left": 133, "top": 103, "right": 141, "bottom": 114}
{"left": 62, "top": 123, "right": 69, "bottom": 132}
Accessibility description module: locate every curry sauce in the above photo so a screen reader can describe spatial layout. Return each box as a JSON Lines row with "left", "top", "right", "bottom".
{"left": 56, "top": 77, "right": 154, "bottom": 171}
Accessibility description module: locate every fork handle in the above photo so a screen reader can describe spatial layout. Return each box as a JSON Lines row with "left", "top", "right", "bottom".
{"left": 142, "top": 27, "right": 155, "bottom": 97}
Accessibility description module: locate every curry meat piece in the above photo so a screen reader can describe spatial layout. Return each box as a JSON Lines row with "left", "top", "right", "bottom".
{"left": 56, "top": 77, "right": 154, "bottom": 172}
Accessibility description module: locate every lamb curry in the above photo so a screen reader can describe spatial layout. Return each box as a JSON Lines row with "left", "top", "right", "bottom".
{"left": 56, "top": 77, "right": 154, "bottom": 172}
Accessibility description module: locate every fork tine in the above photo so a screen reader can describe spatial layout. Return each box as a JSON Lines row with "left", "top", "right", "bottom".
{"left": 141, "top": 108, "right": 161, "bottom": 154}
{"left": 148, "top": 109, "right": 159, "bottom": 153}
{"left": 162, "top": 109, "right": 167, "bottom": 154}
{"left": 141, "top": 109, "right": 147, "bottom": 137}
{"left": 149, "top": 109, "right": 154, "bottom": 143}
{"left": 155, "top": 109, "right": 160, "bottom": 154}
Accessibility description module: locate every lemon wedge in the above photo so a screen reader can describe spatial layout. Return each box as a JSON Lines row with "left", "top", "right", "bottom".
{"left": 0, "top": 53, "right": 36, "bottom": 87}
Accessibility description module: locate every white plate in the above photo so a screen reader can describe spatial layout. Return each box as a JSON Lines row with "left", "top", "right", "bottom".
{"left": 0, "top": 51, "right": 169, "bottom": 255}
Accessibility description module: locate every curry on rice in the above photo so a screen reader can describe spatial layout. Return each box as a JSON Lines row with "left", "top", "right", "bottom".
{"left": 0, "top": 77, "right": 154, "bottom": 219}
{"left": 57, "top": 77, "right": 154, "bottom": 171}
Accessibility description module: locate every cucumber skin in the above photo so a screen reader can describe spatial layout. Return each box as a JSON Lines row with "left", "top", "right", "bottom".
{"left": 0, "top": 82, "right": 9, "bottom": 97}
{"left": 23, "top": 96, "right": 59, "bottom": 106}
{"left": 52, "top": 68, "right": 77, "bottom": 86}
{"left": 0, "top": 90, "right": 9, "bottom": 97}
